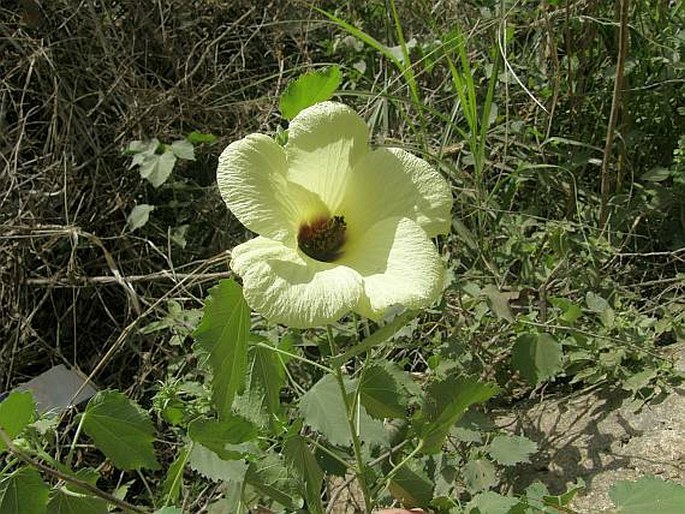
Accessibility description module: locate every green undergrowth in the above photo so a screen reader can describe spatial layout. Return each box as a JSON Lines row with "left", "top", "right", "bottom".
{"left": 1, "top": 0, "right": 684, "bottom": 513}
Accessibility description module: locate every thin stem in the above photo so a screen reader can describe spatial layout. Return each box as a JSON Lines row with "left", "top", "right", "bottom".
{"left": 326, "top": 326, "right": 373, "bottom": 514}
{"left": 253, "top": 341, "right": 333, "bottom": 374}
{"left": 382, "top": 439, "right": 424, "bottom": 487}
{"left": 0, "top": 427, "right": 148, "bottom": 514}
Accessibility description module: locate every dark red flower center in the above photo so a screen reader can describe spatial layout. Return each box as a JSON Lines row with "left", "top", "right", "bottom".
{"left": 297, "top": 215, "right": 346, "bottom": 262}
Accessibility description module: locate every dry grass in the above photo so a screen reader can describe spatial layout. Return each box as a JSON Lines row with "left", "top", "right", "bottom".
{"left": 0, "top": 0, "right": 329, "bottom": 392}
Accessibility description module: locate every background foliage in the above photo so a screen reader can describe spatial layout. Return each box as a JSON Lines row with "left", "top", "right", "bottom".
{"left": 1, "top": 0, "right": 684, "bottom": 512}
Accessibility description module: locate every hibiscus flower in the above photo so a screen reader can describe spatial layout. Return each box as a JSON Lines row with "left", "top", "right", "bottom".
{"left": 217, "top": 101, "right": 452, "bottom": 328}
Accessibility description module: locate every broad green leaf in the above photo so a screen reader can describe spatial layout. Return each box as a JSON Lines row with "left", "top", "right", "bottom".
{"left": 194, "top": 280, "right": 250, "bottom": 419}
{"left": 161, "top": 445, "right": 191, "bottom": 506}
{"left": 188, "top": 416, "right": 257, "bottom": 459}
{"left": 127, "top": 204, "right": 155, "bottom": 231}
{"left": 359, "top": 362, "right": 406, "bottom": 419}
{"left": 186, "top": 131, "right": 217, "bottom": 145}
{"left": 0, "top": 390, "right": 34, "bottom": 451}
{"left": 245, "top": 453, "right": 303, "bottom": 509}
{"left": 139, "top": 150, "right": 177, "bottom": 187}
{"left": 235, "top": 337, "right": 285, "bottom": 427}
{"left": 188, "top": 443, "right": 247, "bottom": 483}
{"left": 279, "top": 66, "right": 341, "bottom": 120}
{"left": 512, "top": 333, "right": 563, "bottom": 384}
{"left": 388, "top": 461, "right": 434, "bottom": 508}
{"left": 463, "top": 459, "right": 497, "bottom": 493}
{"left": 420, "top": 377, "right": 499, "bottom": 453}
{"left": 487, "top": 434, "right": 538, "bottom": 466}
{"left": 609, "top": 476, "right": 685, "bottom": 513}
{"left": 283, "top": 435, "right": 324, "bottom": 514}
{"left": 299, "top": 374, "right": 388, "bottom": 447}
{"left": 47, "top": 489, "right": 108, "bottom": 514}
{"left": 0, "top": 467, "right": 49, "bottom": 514}
{"left": 467, "top": 491, "right": 519, "bottom": 514}
{"left": 206, "top": 481, "right": 242, "bottom": 513}
{"left": 170, "top": 139, "right": 195, "bottom": 160}
{"left": 82, "top": 390, "right": 159, "bottom": 471}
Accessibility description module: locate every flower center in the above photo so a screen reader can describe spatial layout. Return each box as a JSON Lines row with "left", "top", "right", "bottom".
{"left": 297, "top": 215, "right": 346, "bottom": 262}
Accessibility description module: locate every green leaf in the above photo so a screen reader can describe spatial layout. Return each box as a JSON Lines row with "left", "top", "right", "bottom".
{"left": 139, "top": 150, "right": 177, "bottom": 187}
{"left": 170, "top": 139, "right": 195, "bottom": 160}
{"left": 189, "top": 443, "right": 247, "bottom": 483}
{"left": 235, "top": 337, "right": 285, "bottom": 427}
{"left": 487, "top": 434, "right": 538, "bottom": 466}
{"left": 388, "top": 461, "right": 434, "bottom": 508}
{"left": 186, "top": 131, "right": 217, "bottom": 145}
{"left": 194, "top": 280, "right": 250, "bottom": 419}
{"left": 0, "top": 390, "right": 34, "bottom": 452}
{"left": 245, "top": 453, "right": 303, "bottom": 509}
{"left": 188, "top": 416, "right": 257, "bottom": 459}
{"left": 82, "top": 390, "right": 159, "bottom": 471}
{"left": 420, "top": 377, "right": 499, "bottom": 453}
{"left": 463, "top": 459, "right": 497, "bottom": 493}
{"left": 609, "top": 476, "right": 685, "bottom": 513}
{"left": 641, "top": 166, "right": 672, "bottom": 182}
{"left": 585, "top": 292, "right": 615, "bottom": 327}
{"left": 511, "top": 333, "right": 563, "bottom": 384}
{"left": 467, "top": 491, "right": 519, "bottom": 514}
{"left": 161, "top": 445, "right": 191, "bottom": 506}
{"left": 279, "top": 66, "right": 341, "bottom": 120}
{"left": 359, "top": 361, "right": 406, "bottom": 419}
{"left": 299, "top": 374, "right": 388, "bottom": 447}
{"left": 126, "top": 204, "right": 155, "bottom": 231}
{"left": 0, "top": 467, "right": 49, "bottom": 514}
{"left": 483, "top": 285, "right": 514, "bottom": 322}
{"left": 47, "top": 489, "right": 108, "bottom": 514}
{"left": 155, "top": 508, "right": 185, "bottom": 514}
{"left": 283, "top": 435, "right": 324, "bottom": 514}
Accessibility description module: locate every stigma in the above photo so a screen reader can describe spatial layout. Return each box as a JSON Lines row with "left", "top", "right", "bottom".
{"left": 297, "top": 215, "right": 346, "bottom": 262}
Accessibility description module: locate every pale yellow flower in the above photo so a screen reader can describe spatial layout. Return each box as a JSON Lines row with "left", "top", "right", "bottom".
{"left": 217, "top": 102, "right": 452, "bottom": 328}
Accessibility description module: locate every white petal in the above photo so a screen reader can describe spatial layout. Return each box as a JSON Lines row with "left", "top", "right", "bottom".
{"left": 217, "top": 134, "right": 327, "bottom": 242}
{"left": 340, "top": 148, "right": 452, "bottom": 239}
{"left": 286, "top": 102, "right": 369, "bottom": 212}
{"left": 231, "top": 237, "right": 363, "bottom": 328}
{"left": 339, "top": 217, "right": 445, "bottom": 320}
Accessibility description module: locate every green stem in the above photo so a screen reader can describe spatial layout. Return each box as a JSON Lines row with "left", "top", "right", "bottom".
{"left": 326, "top": 326, "right": 373, "bottom": 514}
{"left": 253, "top": 341, "right": 333, "bottom": 374}
{"left": 382, "top": 439, "right": 424, "bottom": 487}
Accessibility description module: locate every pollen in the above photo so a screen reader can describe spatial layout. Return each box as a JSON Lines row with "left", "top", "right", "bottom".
{"left": 297, "top": 215, "right": 347, "bottom": 262}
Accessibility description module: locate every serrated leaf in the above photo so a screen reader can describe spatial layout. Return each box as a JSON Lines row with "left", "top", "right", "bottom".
{"left": 388, "top": 461, "right": 434, "bottom": 508}
{"left": 463, "top": 459, "right": 497, "bottom": 493}
{"left": 82, "top": 390, "right": 159, "bottom": 471}
{"left": 170, "top": 139, "right": 195, "bottom": 160}
{"left": 359, "top": 362, "right": 406, "bottom": 419}
{"left": 186, "top": 131, "right": 217, "bottom": 145}
{"left": 139, "top": 150, "right": 177, "bottom": 187}
{"left": 235, "top": 338, "right": 285, "bottom": 427}
{"left": 421, "top": 377, "right": 499, "bottom": 453}
{"left": 161, "top": 445, "right": 191, "bottom": 506}
{"left": 189, "top": 444, "right": 247, "bottom": 483}
{"left": 299, "top": 374, "right": 388, "bottom": 447}
{"left": 512, "top": 333, "right": 563, "bottom": 384}
{"left": 487, "top": 434, "right": 538, "bottom": 466}
{"left": 188, "top": 416, "right": 257, "bottom": 459}
{"left": 283, "top": 436, "right": 324, "bottom": 514}
{"left": 467, "top": 491, "right": 519, "bottom": 514}
{"left": 279, "top": 66, "right": 342, "bottom": 120}
{"left": 194, "top": 280, "right": 250, "bottom": 419}
{"left": 245, "top": 453, "right": 303, "bottom": 509}
{"left": 609, "top": 476, "right": 685, "bottom": 513}
{"left": 47, "top": 489, "right": 108, "bottom": 514}
{"left": 0, "top": 390, "right": 34, "bottom": 452}
{"left": 0, "top": 467, "right": 49, "bottom": 514}
{"left": 127, "top": 204, "right": 155, "bottom": 231}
